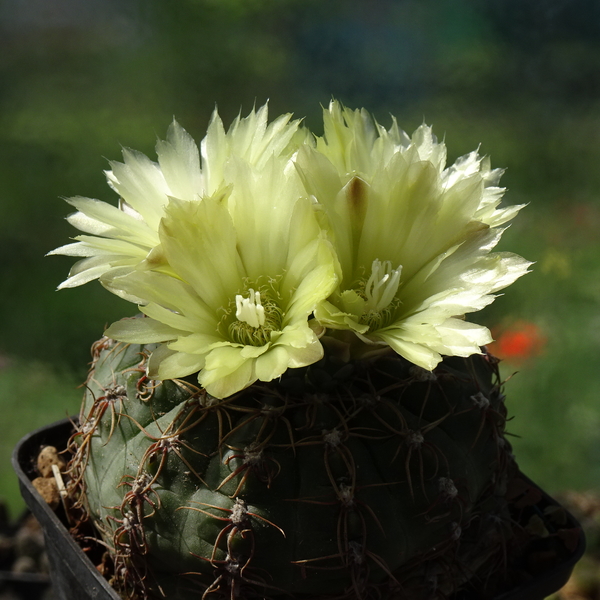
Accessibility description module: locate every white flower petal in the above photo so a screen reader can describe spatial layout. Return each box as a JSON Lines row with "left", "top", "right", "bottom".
{"left": 57, "top": 255, "right": 136, "bottom": 289}
{"left": 65, "top": 197, "right": 157, "bottom": 247}
{"left": 376, "top": 330, "right": 442, "bottom": 371}
{"left": 159, "top": 196, "right": 244, "bottom": 310}
{"left": 102, "top": 269, "right": 216, "bottom": 327}
{"left": 253, "top": 345, "right": 292, "bottom": 382}
{"left": 156, "top": 120, "right": 203, "bottom": 201}
{"left": 168, "top": 333, "right": 228, "bottom": 354}
{"left": 65, "top": 210, "right": 113, "bottom": 236}
{"left": 105, "top": 317, "right": 184, "bottom": 344}
{"left": 47, "top": 242, "right": 105, "bottom": 258}
{"left": 107, "top": 148, "right": 171, "bottom": 230}
{"left": 153, "top": 350, "right": 206, "bottom": 380}
{"left": 200, "top": 346, "right": 257, "bottom": 397}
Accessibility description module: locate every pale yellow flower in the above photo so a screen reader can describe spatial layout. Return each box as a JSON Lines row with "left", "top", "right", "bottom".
{"left": 104, "top": 155, "right": 337, "bottom": 398}
{"left": 295, "top": 101, "right": 531, "bottom": 369}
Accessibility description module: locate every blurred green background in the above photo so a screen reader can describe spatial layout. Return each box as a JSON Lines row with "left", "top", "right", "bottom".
{"left": 1, "top": 0, "right": 600, "bottom": 518}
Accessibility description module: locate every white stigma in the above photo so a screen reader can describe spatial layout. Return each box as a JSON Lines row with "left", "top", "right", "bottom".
{"left": 364, "top": 259, "right": 402, "bottom": 312}
{"left": 235, "top": 289, "right": 266, "bottom": 328}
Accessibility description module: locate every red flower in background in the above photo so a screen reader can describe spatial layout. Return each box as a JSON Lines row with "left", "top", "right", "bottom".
{"left": 488, "top": 321, "right": 547, "bottom": 364}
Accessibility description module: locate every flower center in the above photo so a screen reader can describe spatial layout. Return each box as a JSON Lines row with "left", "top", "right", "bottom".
{"left": 235, "top": 289, "right": 265, "bottom": 328}
{"left": 364, "top": 259, "right": 402, "bottom": 312}
{"left": 357, "top": 259, "right": 402, "bottom": 330}
{"left": 228, "top": 287, "right": 283, "bottom": 346}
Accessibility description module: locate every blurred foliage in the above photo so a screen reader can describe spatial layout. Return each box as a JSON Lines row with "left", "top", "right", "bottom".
{"left": 0, "top": 360, "right": 81, "bottom": 517}
{"left": 1, "top": 0, "right": 600, "bottom": 515}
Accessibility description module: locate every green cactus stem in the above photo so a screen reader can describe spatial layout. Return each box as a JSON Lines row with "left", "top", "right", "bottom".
{"left": 67, "top": 336, "right": 516, "bottom": 600}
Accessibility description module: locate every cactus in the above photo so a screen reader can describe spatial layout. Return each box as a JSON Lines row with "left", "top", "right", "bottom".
{"left": 53, "top": 101, "right": 532, "bottom": 599}
{"left": 67, "top": 335, "right": 516, "bottom": 599}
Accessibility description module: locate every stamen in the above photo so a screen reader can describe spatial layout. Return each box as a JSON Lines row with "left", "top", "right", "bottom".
{"left": 235, "top": 288, "right": 265, "bottom": 328}
{"left": 228, "top": 285, "right": 283, "bottom": 346}
{"left": 364, "top": 259, "right": 402, "bottom": 312}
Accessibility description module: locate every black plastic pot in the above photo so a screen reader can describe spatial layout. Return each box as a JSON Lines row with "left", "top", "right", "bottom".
{"left": 13, "top": 418, "right": 586, "bottom": 600}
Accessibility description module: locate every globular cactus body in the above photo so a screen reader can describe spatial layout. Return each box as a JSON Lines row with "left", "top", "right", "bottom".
{"left": 70, "top": 338, "right": 515, "bottom": 600}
